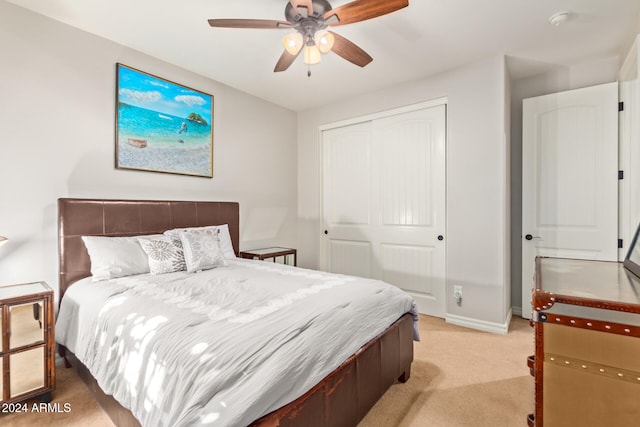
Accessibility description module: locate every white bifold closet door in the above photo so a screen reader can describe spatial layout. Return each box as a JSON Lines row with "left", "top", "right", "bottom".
{"left": 321, "top": 104, "right": 446, "bottom": 317}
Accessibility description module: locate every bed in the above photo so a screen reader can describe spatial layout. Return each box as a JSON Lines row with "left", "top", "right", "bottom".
{"left": 56, "top": 198, "right": 416, "bottom": 427}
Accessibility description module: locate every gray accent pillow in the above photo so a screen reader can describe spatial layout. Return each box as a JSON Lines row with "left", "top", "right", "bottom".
{"left": 164, "top": 225, "right": 236, "bottom": 259}
{"left": 138, "top": 236, "right": 186, "bottom": 274}
{"left": 179, "top": 231, "right": 227, "bottom": 273}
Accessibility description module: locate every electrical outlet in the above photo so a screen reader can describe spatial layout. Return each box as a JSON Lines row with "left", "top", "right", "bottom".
{"left": 453, "top": 286, "right": 463, "bottom": 304}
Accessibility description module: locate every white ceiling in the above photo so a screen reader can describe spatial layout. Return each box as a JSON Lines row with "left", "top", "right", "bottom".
{"left": 7, "top": 0, "right": 640, "bottom": 111}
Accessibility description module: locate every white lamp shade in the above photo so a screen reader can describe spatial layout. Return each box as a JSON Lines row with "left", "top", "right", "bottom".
{"left": 314, "top": 30, "right": 335, "bottom": 54}
{"left": 303, "top": 45, "right": 322, "bottom": 65}
{"left": 283, "top": 32, "right": 303, "bottom": 55}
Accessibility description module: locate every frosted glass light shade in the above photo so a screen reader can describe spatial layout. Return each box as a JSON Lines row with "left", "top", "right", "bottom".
{"left": 283, "top": 32, "right": 303, "bottom": 55}
{"left": 303, "top": 45, "right": 322, "bottom": 65}
{"left": 314, "top": 30, "right": 335, "bottom": 54}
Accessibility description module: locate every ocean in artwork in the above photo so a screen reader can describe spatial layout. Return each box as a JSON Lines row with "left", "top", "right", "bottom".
{"left": 117, "top": 103, "right": 213, "bottom": 176}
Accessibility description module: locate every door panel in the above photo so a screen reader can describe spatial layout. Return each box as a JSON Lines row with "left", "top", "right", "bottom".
{"left": 322, "top": 104, "right": 446, "bottom": 317}
{"left": 380, "top": 244, "right": 435, "bottom": 295}
{"left": 522, "top": 82, "right": 619, "bottom": 318}
{"left": 537, "top": 106, "right": 598, "bottom": 227}
{"left": 325, "top": 123, "right": 371, "bottom": 226}
{"left": 330, "top": 240, "right": 372, "bottom": 279}
{"left": 379, "top": 118, "right": 434, "bottom": 227}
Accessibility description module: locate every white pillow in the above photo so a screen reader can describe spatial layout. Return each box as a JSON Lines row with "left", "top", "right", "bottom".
{"left": 137, "top": 235, "right": 186, "bottom": 274}
{"left": 179, "top": 231, "right": 227, "bottom": 273}
{"left": 82, "top": 235, "right": 155, "bottom": 281}
{"left": 164, "top": 224, "right": 236, "bottom": 259}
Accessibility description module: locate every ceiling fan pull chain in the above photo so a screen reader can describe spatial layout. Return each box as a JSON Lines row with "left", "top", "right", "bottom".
{"left": 307, "top": 64, "right": 312, "bottom": 77}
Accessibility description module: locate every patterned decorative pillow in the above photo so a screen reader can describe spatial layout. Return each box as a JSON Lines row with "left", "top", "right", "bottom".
{"left": 179, "top": 230, "right": 227, "bottom": 273}
{"left": 164, "top": 225, "right": 236, "bottom": 259}
{"left": 137, "top": 236, "right": 186, "bottom": 274}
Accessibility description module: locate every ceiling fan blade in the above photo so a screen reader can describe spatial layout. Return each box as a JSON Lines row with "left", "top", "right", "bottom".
{"left": 324, "top": 0, "right": 409, "bottom": 26}
{"left": 274, "top": 49, "right": 301, "bottom": 72}
{"left": 330, "top": 31, "right": 373, "bottom": 67}
{"left": 208, "top": 19, "right": 291, "bottom": 29}
{"left": 289, "top": 0, "right": 314, "bottom": 18}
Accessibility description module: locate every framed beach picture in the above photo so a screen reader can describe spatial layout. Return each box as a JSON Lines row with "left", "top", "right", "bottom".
{"left": 115, "top": 64, "right": 213, "bottom": 177}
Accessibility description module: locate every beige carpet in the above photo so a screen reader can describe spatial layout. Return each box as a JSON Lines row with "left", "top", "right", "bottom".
{"left": 1, "top": 315, "right": 534, "bottom": 426}
{"left": 359, "top": 315, "right": 535, "bottom": 427}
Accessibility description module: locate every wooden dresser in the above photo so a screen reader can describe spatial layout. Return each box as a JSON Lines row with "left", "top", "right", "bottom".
{"left": 528, "top": 257, "right": 640, "bottom": 426}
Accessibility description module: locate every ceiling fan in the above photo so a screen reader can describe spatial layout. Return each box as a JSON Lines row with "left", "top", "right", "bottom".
{"left": 208, "top": 0, "right": 409, "bottom": 75}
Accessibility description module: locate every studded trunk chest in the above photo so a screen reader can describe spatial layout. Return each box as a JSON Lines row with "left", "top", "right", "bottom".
{"left": 528, "top": 257, "right": 640, "bottom": 427}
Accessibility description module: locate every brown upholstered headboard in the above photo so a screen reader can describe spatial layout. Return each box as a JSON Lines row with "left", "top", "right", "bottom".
{"left": 58, "top": 198, "right": 240, "bottom": 301}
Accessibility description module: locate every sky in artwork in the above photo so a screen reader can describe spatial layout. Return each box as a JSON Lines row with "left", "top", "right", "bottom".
{"left": 117, "top": 65, "right": 212, "bottom": 121}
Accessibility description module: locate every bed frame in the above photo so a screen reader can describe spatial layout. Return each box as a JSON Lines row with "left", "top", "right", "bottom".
{"left": 57, "top": 198, "right": 414, "bottom": 427}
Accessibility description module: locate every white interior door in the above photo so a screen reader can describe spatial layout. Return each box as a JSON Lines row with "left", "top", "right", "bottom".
{"left": 322, "top": 104, "right": 446, "bottom": 317}
{"left": 521, "top": 82, "right": 619, "bottom": 318}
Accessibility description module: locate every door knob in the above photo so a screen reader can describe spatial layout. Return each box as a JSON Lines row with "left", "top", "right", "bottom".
{"left": 324, "top": 230, "right": 328, "bottom": 235}
{"left": 437, "top": 235, "right": 444, "bottom": 241}
{"left": 525, "top": 234, "right": 541, "bottom": 240}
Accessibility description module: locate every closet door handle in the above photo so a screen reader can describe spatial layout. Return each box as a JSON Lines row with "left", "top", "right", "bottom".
{"left": 525, "top": 234, "right": 541, "bottom": 240}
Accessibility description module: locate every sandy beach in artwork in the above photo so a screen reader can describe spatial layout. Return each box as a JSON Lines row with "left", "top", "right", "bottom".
{"left": 118, "top": 140, "right": 212, "bottom": 177}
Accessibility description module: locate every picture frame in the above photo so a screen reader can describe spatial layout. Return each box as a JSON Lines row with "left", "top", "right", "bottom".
{"left": 624, "top": 221, "right": 640, "bottom": 278}
{"left": 115, "top": 63, "right": 214, "bottom": 178}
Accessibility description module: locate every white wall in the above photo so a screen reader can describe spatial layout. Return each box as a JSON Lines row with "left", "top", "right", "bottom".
{"left": 0, "top": 2, "right": 298, "bottom": 298}
{"left": 503, "top": 58, "right": 512, "bottom": 323}
{"left": 298, "top": 56, "right": 511, "bottom": 331}
{"left": 509, "top": 57, "right": 620, "bottom": 314}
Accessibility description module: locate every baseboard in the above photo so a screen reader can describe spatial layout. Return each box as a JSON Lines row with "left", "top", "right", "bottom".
{"left": 446, "top": 309, "right": 512, "bottom": 335}
{"left": 515, "top": 305, "right": 534, "bottom": 320}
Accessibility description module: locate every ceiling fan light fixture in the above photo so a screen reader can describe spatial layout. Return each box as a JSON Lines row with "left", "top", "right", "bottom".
{"left": 209, "top": 0, "right": 409, "bottom": 73}
{"left": 314, "top": 29, "right": 334, "bottom": 54}
{"left": 304, "top": 44, "right": 322, "bottom": 65}
{"left": 283, "top": 32, "right": 304, "bottom": 55}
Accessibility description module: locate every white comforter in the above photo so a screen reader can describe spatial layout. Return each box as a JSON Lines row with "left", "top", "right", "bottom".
{"left": 56, "top": 259, "right": 416, "bottom": 427}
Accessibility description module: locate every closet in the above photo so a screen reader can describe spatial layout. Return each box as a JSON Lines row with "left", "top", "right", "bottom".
{"left": 320, "top": 102, "right": 446, "bottom": 316}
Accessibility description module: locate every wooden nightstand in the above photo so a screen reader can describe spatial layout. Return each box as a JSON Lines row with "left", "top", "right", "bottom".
{"left": 0, "top": 281, "right": 55, "bottom": 404}
{"left": 240, "top": 247, "right": 297, "bottom": 266}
